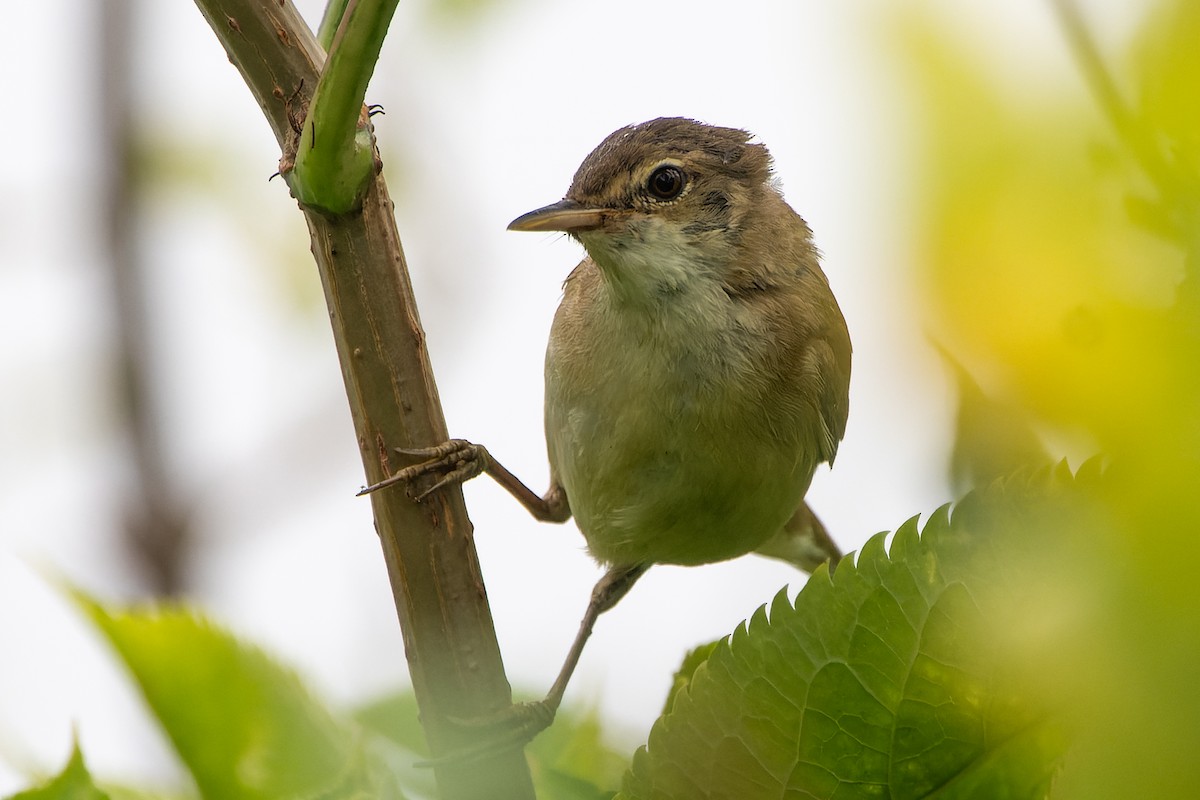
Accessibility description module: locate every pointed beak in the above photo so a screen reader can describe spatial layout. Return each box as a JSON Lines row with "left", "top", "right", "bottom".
{"left": 507, "top": 199, "right": 608, "bottom": 233}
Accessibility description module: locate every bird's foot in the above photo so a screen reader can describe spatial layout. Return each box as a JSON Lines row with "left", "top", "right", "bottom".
{"left": 357, "top": 439, "right": 489, "bottom": 499}
{"left": 416, "top": 700, "right": 557, "bottom": 767}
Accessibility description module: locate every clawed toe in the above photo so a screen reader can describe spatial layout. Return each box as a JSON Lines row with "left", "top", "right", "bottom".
{"left": 357, "top": 439, "right": 490, "bottom": 497}
{"left": 394, "top": 439, "right": 478, "bottom": 461}
{"left": 447, "top": 699, "right": 556, "bottom": 733}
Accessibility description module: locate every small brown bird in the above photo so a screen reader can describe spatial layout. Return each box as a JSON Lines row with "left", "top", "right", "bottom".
{"left": 366, "top": 117, "right": 851, "bottom": 746}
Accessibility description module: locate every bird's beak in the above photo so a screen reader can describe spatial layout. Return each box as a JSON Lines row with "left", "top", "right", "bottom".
{"left": 508, "top": 199, "right": 607, "bottom": 233}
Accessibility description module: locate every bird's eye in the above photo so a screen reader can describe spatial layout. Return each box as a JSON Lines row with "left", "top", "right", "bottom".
{"left": 647, "top": 165, "right": 685, "bottom": 200}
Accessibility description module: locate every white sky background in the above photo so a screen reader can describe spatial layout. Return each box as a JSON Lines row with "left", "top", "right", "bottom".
{"left": 0, "top": 0, "right": 1141, "bottom": 791}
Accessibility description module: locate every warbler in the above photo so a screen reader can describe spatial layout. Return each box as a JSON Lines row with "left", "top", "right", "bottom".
{"left": 365, "top": 117, "right": 851, "bottom": 744}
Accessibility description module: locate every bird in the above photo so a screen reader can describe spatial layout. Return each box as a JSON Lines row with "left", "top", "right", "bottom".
{"left": 363, "top": 116, "right": 851, "bottom": 749}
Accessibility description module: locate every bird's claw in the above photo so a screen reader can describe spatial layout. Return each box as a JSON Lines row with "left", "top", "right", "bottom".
{"left": 357, "top": 439, "right": 489, "bottom": 498}
{"left": 448, "top": 698, "right": 556, "bottom": 733}
{"left": 415, "top": 700, "right": 557, "bottom": 767}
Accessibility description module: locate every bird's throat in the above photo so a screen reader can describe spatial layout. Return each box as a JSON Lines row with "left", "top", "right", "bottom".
{"left": 578, "top": 223, "right": 728, "bottom": 310}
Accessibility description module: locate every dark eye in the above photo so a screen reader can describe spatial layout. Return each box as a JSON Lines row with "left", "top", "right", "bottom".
{"left": 647, "top": 165, "right": 685, "bottom": 200}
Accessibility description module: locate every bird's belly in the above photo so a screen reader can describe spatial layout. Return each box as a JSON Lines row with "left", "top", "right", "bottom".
{"left": 547, "top": 370, "right": 814, "bottom": 567}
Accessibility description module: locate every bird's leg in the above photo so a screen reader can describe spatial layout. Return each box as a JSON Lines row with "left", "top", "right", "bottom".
{"left": 536, "top": 562, "right": 649, "bottom": 720}
{"left": 418, "top": 563, "right": 650, "bottom": 766}
{"left": 358, "top": 439, "right": 571, "bottom": 523}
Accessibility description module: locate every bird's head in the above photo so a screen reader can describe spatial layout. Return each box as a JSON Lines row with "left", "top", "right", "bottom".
{"left": 509, "top": 118, "right": 791, "bottom": 303}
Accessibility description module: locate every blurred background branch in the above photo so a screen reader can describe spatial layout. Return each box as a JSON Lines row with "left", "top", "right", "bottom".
{"left": 99, "top": 0, "right": 193, "bottom": 595}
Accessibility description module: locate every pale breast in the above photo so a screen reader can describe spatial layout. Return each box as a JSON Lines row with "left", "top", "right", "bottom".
{"left": 544, "top": 267, "right": 820, "bottom": 566}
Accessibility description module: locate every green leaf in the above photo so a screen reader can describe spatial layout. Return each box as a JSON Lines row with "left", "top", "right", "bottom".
{"left": 619, "top": 468, "right": 1084, "bottom": 800}
{"left": 72, "top": 594, "right": 404, "bottom": 800}
{"left": 662, "top": 641, "right": 721, "bottom": 717}
{"left": 6, "top": 743, "right": 109, "bottom": 800}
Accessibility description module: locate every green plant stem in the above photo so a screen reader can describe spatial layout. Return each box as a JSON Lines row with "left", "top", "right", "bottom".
{"left": 289, "top": 0, "right": 399, "bottom": 214}
{"left": 318, "top": 0, "right": 352, "bottom": 52}
{"left": 190, "top": 1, "right": 534, "bottom": 797}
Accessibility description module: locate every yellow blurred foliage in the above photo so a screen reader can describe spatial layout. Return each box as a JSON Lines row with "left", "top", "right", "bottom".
{"left": 902, "top": 7, "right": 1192, "bottom": 454}
{"left": 1133, "top": 0, "right": 1200, "bottom": 178}
{"left": 892, "top": 1, "right": 1200, "bottom": 796}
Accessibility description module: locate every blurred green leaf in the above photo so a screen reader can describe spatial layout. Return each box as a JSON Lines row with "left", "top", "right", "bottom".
{"left": 356, "top": 690, "right": 628, "bottom": 799}
{"left": 72, "top": 593, "right": 404, "bottom": 800}
{"left": 6, "top": 743, "right": 109, "bottom": 800}
{"left": 354, "top": 692, "right": 429, "bottom": 758}
{"left": 619, "top": 468, "right": 1092, "bottom": 799}
{"left": 352, "top": 693, "right": 437, "bottom": 800}
{"left": 524, "top": 707, "right": 626, "bottom": 800}
{"left": 933, "top": 341, "right": 1050, "bottom": 491}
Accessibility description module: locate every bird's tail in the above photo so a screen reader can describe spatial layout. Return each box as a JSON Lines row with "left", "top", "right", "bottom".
{"left": 754, "top": 501, "right": 844, "bottom": 574}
